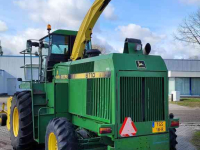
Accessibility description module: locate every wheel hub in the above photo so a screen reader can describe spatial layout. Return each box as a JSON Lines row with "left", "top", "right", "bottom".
{"left": 13, "top": 107, "right": 19, "bottom": 137}
{"left": 48, "top": 132, "right": 58, "bottom": 150}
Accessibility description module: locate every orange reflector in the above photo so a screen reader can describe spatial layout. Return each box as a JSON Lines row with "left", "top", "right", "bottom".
{"left": 171, "top": 121, "right": 179, "bottom": 127}
{"left": 47, "top": 24, "right": 51, "bottom": 31}
{"left": 99, "top": 128, "right": 112, "bottom": 134}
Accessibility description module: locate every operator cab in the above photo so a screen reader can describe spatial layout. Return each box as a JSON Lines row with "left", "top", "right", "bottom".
{"left": 39, "top": 29, "right": 93, "bottom": 82}
{"left": 40, "top": 30, "right": 77, "bottom": 64}
{"left": 25, "top": 28, "right": 98, "bottom": 82}
{"left": 39, "top": 30, "right": 78, "bottom": 81}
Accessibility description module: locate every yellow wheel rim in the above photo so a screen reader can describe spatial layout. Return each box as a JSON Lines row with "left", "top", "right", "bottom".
{"left": 48, "top": 132, "right": 58, "bottom": 150}
{"left": 13, "top": 107, "right": 19, "bottom": 137}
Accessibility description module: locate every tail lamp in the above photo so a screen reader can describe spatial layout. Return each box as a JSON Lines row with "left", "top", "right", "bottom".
{"left": 170, "top": 121, "right": 179, "bottom": 127}
{"left": 99, "top": 128, "right": 112, "bottom": 134}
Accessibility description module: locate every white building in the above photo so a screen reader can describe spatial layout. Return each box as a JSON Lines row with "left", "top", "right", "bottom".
{"left": 165, "top": 59, "right": 200, "bottom": 96}
{"left": 0, "top": 55, "right": 39, "bottom": 95}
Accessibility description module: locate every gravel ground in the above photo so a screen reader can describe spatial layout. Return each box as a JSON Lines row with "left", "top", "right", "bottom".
{"left": 0, "top": 127, "right": 12, "bottom": 150}
{"left": 176, "top": 123, "right": 200, "bottom": 150}
{"left": 169, "top": 103, "right": 200, "bottom": 150}
{"left": 169, "top": 104, "right": 200, "bottom": 123}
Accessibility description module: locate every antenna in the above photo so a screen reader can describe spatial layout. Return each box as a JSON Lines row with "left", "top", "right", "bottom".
{"left": 0, "top": 40, "right": 3, "bottom": 56}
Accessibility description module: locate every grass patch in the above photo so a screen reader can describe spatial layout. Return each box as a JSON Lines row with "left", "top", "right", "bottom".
{"left": 191, "top": 131, "right": 200, "bottom": 150}
{"left": 170, "top": 98, "right": 200, "bottom": 107}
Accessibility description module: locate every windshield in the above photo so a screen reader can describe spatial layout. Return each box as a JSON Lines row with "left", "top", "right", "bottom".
{"left": 52, "top": 35, "right": 69, "bottom": 54}
{"left": 43, "top": 34, "right": 92, "bottom": 55}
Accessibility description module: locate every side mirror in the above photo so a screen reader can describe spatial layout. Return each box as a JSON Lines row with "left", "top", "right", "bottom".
{"left": 32, "top": 42, "right": 39, "bottom": 47}
{"left": 17, "top": 78, "right": 22, "bottom": 82}
{"left": 26, "top": 40, "right": 32, "bottom": 52}
{"left": 40, "top": 42, "right": 49, "bottom": 49}
{"left": 143, "top": 43, "right": 151, "bottom": 55}
{"left": 26, "top": 40, "right": 39, "bottom": 52}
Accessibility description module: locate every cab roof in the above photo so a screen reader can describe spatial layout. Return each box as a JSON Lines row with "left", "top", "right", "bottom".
{"left": 40, "top": 29, "right": 78, "bottom": 41}
{"left": 53, "top": 29, "right": 78, "bottom": 36}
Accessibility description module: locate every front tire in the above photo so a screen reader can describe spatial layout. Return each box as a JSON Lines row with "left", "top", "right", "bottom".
{"left": 45, "top": 118, "right": 78, "bottom": 150}
{"left": 170, "top": 128, "right": 178, "bottom": 150}
{"left": 10, "top": 91, "right": 35, "bottom": 150}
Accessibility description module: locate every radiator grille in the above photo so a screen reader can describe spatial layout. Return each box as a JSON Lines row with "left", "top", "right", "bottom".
{"left": 87, "top": 78, "right": 111, "bottom": 120}
{"left": 120, "top": 77, "right": 164, "bottom": 123}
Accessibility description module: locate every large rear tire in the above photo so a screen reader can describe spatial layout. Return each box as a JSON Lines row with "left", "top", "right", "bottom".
{"left": 170, "top": 128, "right": 178, "bottom": 150}
{"left": 10, "top": 91, "right": 35, "bottom": 150}
{"left": 45, "top": 118, "right": 78, "bottom": 150}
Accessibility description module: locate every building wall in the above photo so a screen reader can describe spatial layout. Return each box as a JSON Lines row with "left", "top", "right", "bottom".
{"left": 165, "top": 59, "right": 200, "bottom": 96}
{"left": 169, "top": 77, "right": 175, "bottom": 95}
{"left": 169, "top": 77, "right": 200, "bottom": 96}
{"left": 191, "top": 78, "right": 200, "bottom": 95}
{"left": 0, "top": 70, "right": 6, "bottom": 94}
{"left": 175, "top": 77, "right": 190, "bottom": 95}
{"left": 25, "top": 68, "right": 39, "bottom": 81}
{"left": 0, "top": 56, "right": 39, "bottom": 80}
{"left": 0, "top": 56, "right": 39, "bottom": 95}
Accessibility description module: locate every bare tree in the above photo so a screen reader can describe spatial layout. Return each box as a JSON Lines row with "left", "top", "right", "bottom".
{"left": 175, "top": 9, "right": 200, "bottom": 46}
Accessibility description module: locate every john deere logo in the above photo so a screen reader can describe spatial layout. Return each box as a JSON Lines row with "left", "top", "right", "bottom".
{"left": 136, "top": 61, "right": 146, "bottom": 68}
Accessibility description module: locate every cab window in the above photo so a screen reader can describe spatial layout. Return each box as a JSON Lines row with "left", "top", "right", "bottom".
{"left": 85, "top": 41, "right": 92, "bottom": 50}
{"left": 52, "top": 35, "right": 69, "bottom": 54}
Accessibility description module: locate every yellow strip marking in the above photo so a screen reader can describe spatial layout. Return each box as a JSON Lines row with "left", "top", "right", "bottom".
{"left": 70, "top": 72, "right": 111, "bottom": 79}
{"left": 55, "top": 72, "right": 111, "bottom": 80}
{"left": 55, "top": 75, "right": 68, "bottom": 80}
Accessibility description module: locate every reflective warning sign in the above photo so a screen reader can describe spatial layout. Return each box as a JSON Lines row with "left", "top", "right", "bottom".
{"left": 119, "top": 117, "right": 137, "bottom": 137}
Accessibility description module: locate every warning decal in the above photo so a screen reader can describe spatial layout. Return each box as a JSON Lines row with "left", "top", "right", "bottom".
{"left": 119, "top": 117, "right": 137, "bottom": 137}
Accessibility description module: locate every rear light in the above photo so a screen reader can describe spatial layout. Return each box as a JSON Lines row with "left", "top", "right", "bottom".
{"left": 99, "top": 128, "right": 112, "bottom": 134}
{"left": 171, "top": 121, "right": 179, "bottom": 127}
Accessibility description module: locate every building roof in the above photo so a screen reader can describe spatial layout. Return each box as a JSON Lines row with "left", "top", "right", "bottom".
{"left": 164, "top": 59, "right": 200, "bottom": 72}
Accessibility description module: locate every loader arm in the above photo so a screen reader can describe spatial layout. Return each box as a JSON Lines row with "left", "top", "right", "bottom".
{"left": 70, "top": 0, "right": 111, "bottom": 61}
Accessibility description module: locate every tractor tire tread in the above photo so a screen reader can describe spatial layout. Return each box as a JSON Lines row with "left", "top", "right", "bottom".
{"left": 10, "top": 91, "right": 35, "bottom": 150}
{"left": 45, "top": 118, "right": 79, "bottom": 150}
{"left": 170, "top": 128, "right": 178, "bottom": 150}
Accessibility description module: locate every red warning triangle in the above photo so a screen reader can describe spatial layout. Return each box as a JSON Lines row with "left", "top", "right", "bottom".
{"left": 119, "top": 117, "right": 137, "bottom": 137}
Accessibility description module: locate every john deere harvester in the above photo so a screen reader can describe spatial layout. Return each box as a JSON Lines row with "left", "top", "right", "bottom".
{"left": 1, "top": 0, "right": 179, "bottom": 150}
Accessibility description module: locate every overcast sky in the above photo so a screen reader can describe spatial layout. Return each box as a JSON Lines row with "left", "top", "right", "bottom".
{"left": 0, "top": 0, "right": 200, "bottom": 58}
